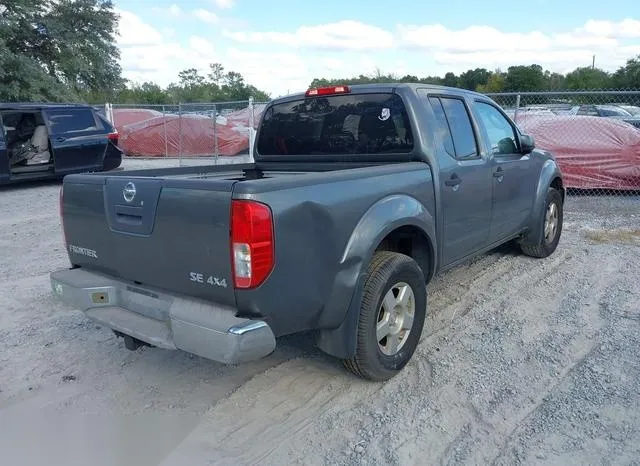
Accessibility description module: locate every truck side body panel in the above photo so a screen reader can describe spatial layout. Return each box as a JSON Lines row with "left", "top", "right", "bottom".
{"left": 232, "top": 162, "right": 436, "bottom": 336}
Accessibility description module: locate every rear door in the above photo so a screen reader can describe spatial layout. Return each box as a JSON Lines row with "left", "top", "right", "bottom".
{"left": 44, "top": 107, "right": 108, "bottom": 174}
{"left": 421, "top": 92, "right": 493, "bottom": 265}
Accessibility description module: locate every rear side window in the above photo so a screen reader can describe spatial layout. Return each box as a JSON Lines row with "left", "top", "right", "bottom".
{"left": 425, "top": 95, "right": 478, "bottom": 159}
{"left": 46, "top": 108, "right": 100, "bottom": 134}
{"left": 439, "top": 98, "right": 478, "bottom": 159}
{"left": 257, "top": 93, "right": 414, "bottom": 156}
{"left": 428, "top": 97, "right": 456, "bottom": 158}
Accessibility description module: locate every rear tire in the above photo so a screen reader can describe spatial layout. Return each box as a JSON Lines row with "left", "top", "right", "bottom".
{"left": 343, "top": 251, "right": 427, "bottom": 381}
{"left": 520, "top": 187, "right": 563, "bottom": 258}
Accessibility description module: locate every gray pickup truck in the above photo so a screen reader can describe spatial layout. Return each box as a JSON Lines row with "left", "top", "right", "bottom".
{"left": 50, "top": 84, "right": 564, "bottom": 381}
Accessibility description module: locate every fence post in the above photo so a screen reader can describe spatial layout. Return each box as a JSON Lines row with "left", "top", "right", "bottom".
{"left": 514, "top": 94, "right": 521, "bottom": 123}
{"left": 213, "top": 104, "right": 219, "bottom": 161}
{"left": 248, "top": 97, "right": 255, "bottom": 161}
{"left": 104, "top": 103, "right": 113, "bottom": 124}
{"left": 213, "top": 104, "right": 218, "bottom": 163}
{"left": 178, "top": 103, "right": 183, "bottom": 167}
{"left": 162, "top": 105, "right": 168, "bottom": 157}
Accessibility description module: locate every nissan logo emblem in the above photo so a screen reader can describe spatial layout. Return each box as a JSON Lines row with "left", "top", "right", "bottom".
{"left": 123, "top": 182, "right": 136, "bottom": 203}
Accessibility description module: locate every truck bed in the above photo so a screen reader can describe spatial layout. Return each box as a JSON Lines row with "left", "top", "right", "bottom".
{"left": 60, "top": 160, "right": 428, "bottom": 314}
{"left": 101, "top": 161, "right": 388, "bottom": 181}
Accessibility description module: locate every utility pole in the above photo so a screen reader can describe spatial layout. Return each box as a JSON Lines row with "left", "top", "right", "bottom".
{"left": 592, "top": 55, "right": 595, "bottom": 69}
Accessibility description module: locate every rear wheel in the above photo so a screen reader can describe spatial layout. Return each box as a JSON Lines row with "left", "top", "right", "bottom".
{"left": 520, "top": 187, "right": 563, "bottom": 258}
{"left": 343, "top": 251, "right": 427, "bottom": 381}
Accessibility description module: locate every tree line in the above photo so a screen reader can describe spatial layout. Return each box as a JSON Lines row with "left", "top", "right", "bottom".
{"left": 1, "top": 0, "right": 639, "bottom": 105}
{"left": 310, "top": 58, "right": 640, "bottom": 94}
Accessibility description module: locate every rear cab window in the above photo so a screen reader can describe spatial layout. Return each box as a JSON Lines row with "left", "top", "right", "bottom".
{"left": 257, "top": 92, "right": 414, "bottom": 156}
{"left": 45, "top": 108, "right": 102, "bottom": 134}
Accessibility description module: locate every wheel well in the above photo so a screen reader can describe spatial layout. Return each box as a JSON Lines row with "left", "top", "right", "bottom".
{"left": 375, "top": 226, "right": 434, "bottom": 283}
{"left": 551, "top": 177, "right": 564, "bottom": 201}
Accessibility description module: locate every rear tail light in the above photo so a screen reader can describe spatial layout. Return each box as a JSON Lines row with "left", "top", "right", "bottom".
{"left": 107, "top": 131, "right": 119, "bottom": 143}
{"left": 305, "top": 85, "right": 351, "bottom": 97}
{"left": 231, "top": 200, "right": 274, "bottom": 289}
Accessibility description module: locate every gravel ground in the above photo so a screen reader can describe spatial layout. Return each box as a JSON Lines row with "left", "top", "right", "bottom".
{"left": 1, "top": 159, "right": 639, "bottom": 466}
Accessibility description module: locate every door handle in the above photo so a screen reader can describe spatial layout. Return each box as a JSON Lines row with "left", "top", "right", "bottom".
{"left": 493, "top": 167, "right": 504, "bottom": 178}
{"left": 444, "top": 175, "right": 462, "bottom": 187}
{"left": 56, "top": 136, "right": 66, "bottom": 142}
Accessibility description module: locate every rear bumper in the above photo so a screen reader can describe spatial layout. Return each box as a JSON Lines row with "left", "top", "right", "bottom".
{"left": 50, "top": 268, "right": 276, "bottom": 364}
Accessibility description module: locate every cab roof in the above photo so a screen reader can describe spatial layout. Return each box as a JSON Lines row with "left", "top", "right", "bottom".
{"left": 272, "top": 82, "right": 488, "bottom": 104}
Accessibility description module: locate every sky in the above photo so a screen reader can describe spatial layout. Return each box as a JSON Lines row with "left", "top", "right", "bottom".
{"left": 114, "top": 0, "right": 640, "bottom": 97}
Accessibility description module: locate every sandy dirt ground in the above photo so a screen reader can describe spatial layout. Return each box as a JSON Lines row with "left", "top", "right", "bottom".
{"left": 1, "top": 158, "right": 639, "bottom": 466}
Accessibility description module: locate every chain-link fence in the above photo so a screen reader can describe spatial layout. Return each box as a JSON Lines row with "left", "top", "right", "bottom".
{"left": 106, "top": 99, "right": 268, "bottom": 166}
{"left": 106, "top": 90, "right": 640, "bottom": 196}
{"left": 486, "top": 90, "right": 640, "bottom": 197}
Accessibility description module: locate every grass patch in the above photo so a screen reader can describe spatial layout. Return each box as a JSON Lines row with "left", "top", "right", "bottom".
{"left": 584, "top": 228, "right": 640, "bottom": 245}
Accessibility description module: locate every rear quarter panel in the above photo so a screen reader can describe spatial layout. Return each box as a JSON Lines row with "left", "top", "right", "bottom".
{"left": 232, "top": 162, "right": 436, "bottom": 337}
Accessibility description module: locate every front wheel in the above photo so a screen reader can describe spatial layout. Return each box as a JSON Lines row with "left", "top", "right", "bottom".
{"left": 343, "top": 251, "right": 427, "bottom": 381}
{"left": 520, "top": 187, "right": 563, "bottom": 258}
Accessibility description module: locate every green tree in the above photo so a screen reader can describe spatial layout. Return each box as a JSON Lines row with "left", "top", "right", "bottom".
{"left": 477, "top": 71, "right": 506, "bottom": 93}
{"left": 207, "top": 63, "right": 225, "bottom": 87}
{"left": 441, "top": 72, "right": 459, "bottom": 87}
{"left": 169, "top": 68, "right": 210, "bottom": 102}
{"left": 564, "top": 67, "right": 611, "bottom": 89}
{"left": 458, "top": 68, "right": 490, "bottom": 91}
{"left": 504, "top": 64, "right": 545, "bottom": 91}
{"left": 0, "top": 0, "right": 122, "bottom": 101}
{"left": 612, "top": 55, "right": 640, "bottom": 89}
{"left": 114, "top": 82, "right": 170, "bottom": 104}
{"left": 543, "top": 71, "right": 566, "bottom": 90}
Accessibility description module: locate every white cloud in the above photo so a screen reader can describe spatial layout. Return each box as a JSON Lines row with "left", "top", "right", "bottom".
{"left": 212, "top": 0, "right": 235, "bottom": 8}
{"left": 152, "top": 4, "right": 182, "bottom": 17}
{"left": 116, "top": 11, "right": 218, "bottom": 85}
{"left": 223, "top": 20, "right": 395, "bottom": 51}
{"left": 395, "top": 18, "right": 640, "bottom": 76}
{"left": 168, "top": 4, "right": 182, "bottom": 16}
{"left": 116, "top": 10, "right": 163, "bottom": 46}
{"left": 399, "top": 24, "right": 552, "bottom": 52}
{"left": 189, "top": 37, "right": 216, "bottom": 57}
{"left": 582, "top": 19, "right": 640, "bottom": 38}
{"left": 193, "top": 8, "right": 219, "bottom": 24}
{"left": 225, "top": 48, "right": 310, "bottom": 95}
{"left": 397, "top": 22, "right": 627, "bottom": 53}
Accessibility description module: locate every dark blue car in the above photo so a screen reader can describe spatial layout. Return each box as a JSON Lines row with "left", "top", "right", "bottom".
{"left": 0, "top": 103, "right": 122, "bottom": 184}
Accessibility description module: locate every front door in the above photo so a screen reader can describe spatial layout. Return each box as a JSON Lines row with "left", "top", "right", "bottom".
{"left": 44, "top": 107, "right": 107, "bottom": 174}
{"left": 471, "top": 101, "right": 536, "bottom": 242}
{"left": 424, "top": 94, "right": 493, "bottom": 266}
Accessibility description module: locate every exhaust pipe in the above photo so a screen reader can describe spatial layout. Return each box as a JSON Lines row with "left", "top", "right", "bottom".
{"left": 113, "top": 330, "right": 153, "bottom": 351}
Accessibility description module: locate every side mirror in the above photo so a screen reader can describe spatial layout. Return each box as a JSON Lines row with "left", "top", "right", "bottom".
{"left": 520, "top": 133, "right": 535, "bottom": 154}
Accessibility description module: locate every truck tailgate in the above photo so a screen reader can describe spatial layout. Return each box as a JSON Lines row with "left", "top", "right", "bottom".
{"left": 61, "top": 176, "right": 236, "bottom": 307}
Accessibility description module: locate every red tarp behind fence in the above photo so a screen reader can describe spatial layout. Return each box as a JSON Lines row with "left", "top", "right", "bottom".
{"left": 112, "top": 105, "right": 266, "bottom": 157}
{"left": 517, "top": 114, "right": 640, "bottom": 190}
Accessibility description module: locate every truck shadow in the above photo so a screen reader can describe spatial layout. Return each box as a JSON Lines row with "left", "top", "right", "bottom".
{"left": 0, "top": 178, "right": 62, "bottom": 192}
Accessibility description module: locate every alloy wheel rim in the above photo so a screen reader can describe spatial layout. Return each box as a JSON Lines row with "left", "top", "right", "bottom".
{"left": 376, "top": 282, "right": 415, "bottom": 356}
